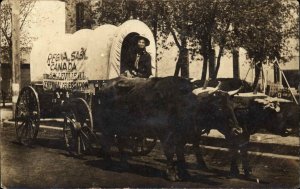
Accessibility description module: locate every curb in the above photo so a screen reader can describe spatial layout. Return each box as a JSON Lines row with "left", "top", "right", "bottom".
{"left": 2, "top": 120, "right": 299, "bottom": 159}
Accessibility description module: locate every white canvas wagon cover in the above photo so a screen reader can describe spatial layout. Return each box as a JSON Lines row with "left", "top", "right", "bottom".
{"left": 30, "top": 20, "right": 156, "bottom": 91}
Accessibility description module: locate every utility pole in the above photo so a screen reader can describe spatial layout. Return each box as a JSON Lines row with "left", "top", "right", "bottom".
{"left": 0, "top": 2, "right": 2, "bottom": 96}
{"left": 11, "top": 0, "right": 21, "bottom": 118}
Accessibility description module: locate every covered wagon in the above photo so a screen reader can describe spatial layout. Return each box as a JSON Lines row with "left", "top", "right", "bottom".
{"left": 15, "top": 20, "right": 157, "bottom": 154}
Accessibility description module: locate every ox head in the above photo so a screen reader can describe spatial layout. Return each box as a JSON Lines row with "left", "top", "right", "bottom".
{"left": 250, "top": 98, "right": 299, "bottom": 137}
{"left": 193, "top": 83, "right": 243, "bottom": 137}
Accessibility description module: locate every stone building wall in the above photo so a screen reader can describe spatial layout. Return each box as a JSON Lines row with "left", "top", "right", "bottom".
{"left": 65, "top": 0, "right": 92, "bottom": 33}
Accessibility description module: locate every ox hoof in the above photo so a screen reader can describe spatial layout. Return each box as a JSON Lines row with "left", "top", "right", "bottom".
{"left": 243, "top": 169, "right": 253, "bottom": 178}
{"left": 197, "top": 163, "right": 209, "bottom": 170}
{"left": 177, "top": 169, "right": 191, "bottom": 181}
{"left": 228, "top": 168, "right": 240, "bottom": 178}
{"left": 228, "top": 165, "right": 240, "bottom": 177}
{"left": 176, "top": 163, "right": 191, "bottom": 181}
{"left": 228, "top": 171, "right": 239, "bottom": 178}
{"left": 102, "top": 156, "right": 113, "bottom": 168}
{"left": 166, "top": 167, "right": 180, "bottom": 181}
{"left": 118, "top": 161, "right": 130, "bottom": 170}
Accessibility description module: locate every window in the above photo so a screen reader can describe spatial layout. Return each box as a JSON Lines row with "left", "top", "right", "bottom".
{"left": 76, "top": 3, "right": 85, "bottom": 30}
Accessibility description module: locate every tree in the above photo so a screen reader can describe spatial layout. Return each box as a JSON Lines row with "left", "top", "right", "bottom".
{"left": 92, "top": 0, "right": 130, "bottom": 26}
{"left": 190, "top": 0, "right": 244, "bottom": 80}
{"left": 231, "top": 0, "right": 299, "bottom": 89}
{"left": 91, "top": 0, "right": 298, "bottom": 83}
{"left": 91, "top": 0, "right": 169, "bottom": 77}
{"left": 0, "top": 0, "right": 36, "bottom": 64}
{"left": 190, "top": 0, "right": 218, "bottom": 80}
{"left": 161, "top": 0, "right": 197, "bottom": 78}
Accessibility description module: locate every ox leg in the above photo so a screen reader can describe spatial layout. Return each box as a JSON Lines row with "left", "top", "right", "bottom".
{"left": 229, "top": 145, "right": 240, "bottom": 178}
{"left": 160, "top": 136, "right": 179, "bottom": 181}
{"left": 176, "top": 143, "right": 191, "bottom": 180}
{"left": 193, "top": 140, "right": 208, "bottom": 170}
{"left": 116, "top": 136, "right": 130, "bottom": 169}
{"left": 99, "top": 134, "right": 113, "bottom": 166}
{"left": 240, "top": 139, "right": 252, "bottom": 178}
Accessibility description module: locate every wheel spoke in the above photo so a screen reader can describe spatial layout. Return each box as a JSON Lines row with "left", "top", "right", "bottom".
{"left": 24, "top": 122, "right": 30, "bottom": 140}
{"left": 27, "top": 121, "right": 32, "bottom": 139}
{"left": 64, "top": 128, "right": 71, "bottom": 148}
{"left": 63, "top": 98, "right": 93, "bottom": 155}
{"left": 80, "top": 135, "right": 87, "bottom": 151}
{"left": 29, "top": 119, "right": 36, "bottom": 138}
{"left": 19, "top": 122, "right": 27, "bottom": 139}
{"left": 80, "top": 129, "right": 89, "bottom": 140}
{"left": 16, "top": 120, "right": 26, "bottom": 131}
{"left": 15, "top": 86, "right": 40, "bottom": 145}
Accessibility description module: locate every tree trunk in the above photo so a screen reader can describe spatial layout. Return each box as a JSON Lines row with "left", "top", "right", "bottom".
{"left": 274, "top": 64, "right": 280, "bottom": 83}
{"left": 8, "top": 46, "right": 13, "bottom": 64}
{"left": 174, "top": 47, "right": 189, "bottom": 78}
{"left": 213, "top": 46, "right": 224, "bottom": 79}
{"left": 152, "top": 17, "right": 158, "bottom": 77}
{"left": 232, "top": 48, "right": 240, "bottom": 79}
{"left": 180, "top": 47, "right": 189, "bottom": 78}
{"left": 174, "top": 55, "right": 181, "bottom": 76}
{"left": 208, "top": 48, "right": 216, "bottom": 79}
{"left": 171, "top": 32, "right": 189, "bottom": 78}
{"left": 201, "top": 55, "right": 208, "bottom": 81}
{"left": 253, "top": 61, "right": 262, "bottom": 92}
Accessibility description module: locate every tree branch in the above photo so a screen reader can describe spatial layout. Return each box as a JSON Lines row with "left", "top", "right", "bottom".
{"left": 20, "top": 1, "right": 36, "bottom": 30}
{"left": 1, "top": 27, "right": 11, "bottom": 43}
{"left": 169, "top": 26, "right": 181, "bottom": 48}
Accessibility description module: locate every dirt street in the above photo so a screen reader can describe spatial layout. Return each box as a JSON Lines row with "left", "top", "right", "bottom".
{"left": 1, "top": 124, "right": 299, "bottom": 188}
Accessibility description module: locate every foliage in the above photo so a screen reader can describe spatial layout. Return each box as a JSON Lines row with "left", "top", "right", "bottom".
{"left": 91, "top": 0, "right": 299, "bottom": 82}
{"left": 230, "top": 0, "right": 299, "bottom": 88}
{"left": 0, "top": 0, "right": 36, "bottom": 62}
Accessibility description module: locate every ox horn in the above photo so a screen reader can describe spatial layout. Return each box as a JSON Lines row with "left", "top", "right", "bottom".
{"left": 227, "top": 86, "right": 243, "bottom": 96}
{"left": 193, "top": 81, "right": 222, "bottom": 95}
{"left": 208, "top": 81, "right": 222, "bottom": 94}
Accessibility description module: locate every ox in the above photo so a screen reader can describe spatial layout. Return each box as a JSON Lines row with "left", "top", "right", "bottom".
{"left": 228, "top": 97, "right": 299, "bottom": 178}
{"left": 192, "top": 79, "right": 299, "bottom": 178}
{"left": 93, "top": 76, "right": 242, "bottom": 181}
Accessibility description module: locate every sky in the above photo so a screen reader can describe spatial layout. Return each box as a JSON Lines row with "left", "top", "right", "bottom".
{"left": 26, "top": 0, "right": 65, "bottom": 42}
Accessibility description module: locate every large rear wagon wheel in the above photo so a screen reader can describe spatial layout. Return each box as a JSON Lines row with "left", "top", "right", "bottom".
{"left": 63, "top": 98, "right": 96, "bottom": 156}
{"left": 15, "top": 86, "right": 40, "bottom": 145}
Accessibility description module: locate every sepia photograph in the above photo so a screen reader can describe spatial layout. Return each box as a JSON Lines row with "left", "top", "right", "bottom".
{"left": 0, "top": 0, "right": 299, "bottom": 188}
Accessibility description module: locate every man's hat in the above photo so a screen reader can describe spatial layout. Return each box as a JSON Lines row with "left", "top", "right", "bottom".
{"left": 134, "top": 34, "right": 150, "bottom": 46}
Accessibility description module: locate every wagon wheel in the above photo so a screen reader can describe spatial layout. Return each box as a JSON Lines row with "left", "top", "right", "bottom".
{"left": 130, "top": 137, "right": 157, "bottom": 156}
{"left": 63, "top": 98, "right": 96, "bottom": 155}
{"left": 15, "top": 86, "right": 40, "bottom": 145}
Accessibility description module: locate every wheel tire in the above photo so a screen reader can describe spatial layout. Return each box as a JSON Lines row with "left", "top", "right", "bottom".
{"left": 63, "top": 98, "right": 96, "bottom": 155}
{"left": 15, "top": 86, "right": 40, "bottom": 145}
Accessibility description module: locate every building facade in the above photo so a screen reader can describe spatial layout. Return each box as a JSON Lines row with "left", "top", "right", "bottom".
{"left": 65, "top": 0, "right": 92, "bottom": 33}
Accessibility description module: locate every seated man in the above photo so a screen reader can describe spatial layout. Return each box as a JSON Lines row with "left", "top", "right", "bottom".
{"left": 122, "top": 35, "right": 152, "bottom": 78}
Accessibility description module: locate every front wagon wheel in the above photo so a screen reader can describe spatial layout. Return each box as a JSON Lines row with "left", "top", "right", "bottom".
{"left": 15, "top": 86, "right": 40, "bottom": 145}
{"left": 63, "top": 98, "right": 96, "bottom": 156}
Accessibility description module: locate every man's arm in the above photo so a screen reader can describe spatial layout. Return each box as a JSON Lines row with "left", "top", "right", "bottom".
{"left": 122, "top": 52, "right": 137, "bottom": 77}
{"left": 145, "top": 54, "right": 152, "bottom": 77}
